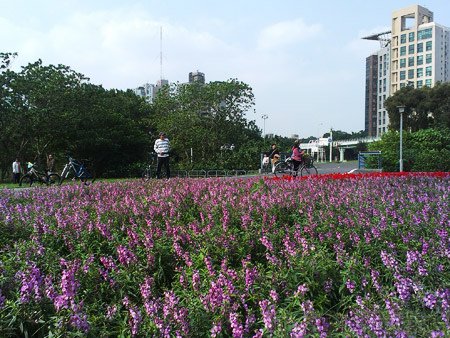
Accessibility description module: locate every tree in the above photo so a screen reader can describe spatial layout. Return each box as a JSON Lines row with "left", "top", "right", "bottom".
{"left": 384, "top": 83, "right": 450, "bottom": 131}
{"left": 150, "top": 79, "right": 260, "bottom": 169}
{"left": 0, "top": 57, "right": 149, "bottom": 178}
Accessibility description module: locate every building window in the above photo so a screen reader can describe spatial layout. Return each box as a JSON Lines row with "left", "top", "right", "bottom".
{"left": 418, "top": 28, "right": 432, "bottom": 40}
{"left": 401, "top": 34, "right": 406, "bottom": 44}
{"left": 426, "top": 66, "right": 432, "bottom": 76}
{"left": 408, "top": 57, "right": 414, "bottom": 67}
{"left": 417, "top": 80, "right": 423, "bottom": 88}
{"left": 400, "top": 70, "right": 406, "bottom": 80}
{"left": 426, "top": 41, "right": 432, "bottom": 51}
{"left": 417, "top": 55, "right": 423, "bottom": 65}
{"left": 417, "top": 68, "right": 423, "bottom": 78}
{"left": 408, "top": 44, "right": 414, "bottom": 54}
{"left": 409, "top": 32, "right": 415, "bottom": 42}
{"left": 417, "top": 42, "right": 423, "bottom": 53}
{"left": 400, "top": 46, "right": 406, "bottom": 56}
{"left": 408, "top": 69, "right": 414, "bottom": 79}
{"left": 425, "top": 79, "right": 432, "bottom": 87}
{"left": 400, "top": 83, "right": 406, "bottom": 89}
{"left": 400, "top": 58, "right": 406, "bottom": 68}
{"left": 426, "top": 53, "right": 432, "bottom": 64}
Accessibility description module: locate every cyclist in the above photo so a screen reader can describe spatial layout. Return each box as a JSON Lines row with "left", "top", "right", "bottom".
{"left": 268, "top": 143, "right": 280, "bottom": 173}
{"left": 291, "top": 140, "right": 305, "bottom": 176}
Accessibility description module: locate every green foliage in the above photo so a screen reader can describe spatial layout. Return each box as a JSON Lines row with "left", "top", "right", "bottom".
{"left": 384, "top": 83, "right": 450, "bottom": 131}
{"left": 368, "top": 128, "right": 450, "bottom": 171}
{"left": 150, "top": 79, "right": 261, "bottom": 169}
{"left": 0, "top": 58, "right": 149, "bottom": 178}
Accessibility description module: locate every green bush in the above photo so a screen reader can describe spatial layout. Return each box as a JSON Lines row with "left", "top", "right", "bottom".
{"left": 369, "top": 128, "right": 450, "bottom": 172}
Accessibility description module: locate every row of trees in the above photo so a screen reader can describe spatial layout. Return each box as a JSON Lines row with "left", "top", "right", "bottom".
{"left": 4, "top": 52, "right": 447, "bottom": 178}
{"left": 1, "top": 54, "right": 270, "bottom": 178}
{"left": 1, "top": 54, "right": 150, "bottom": 178}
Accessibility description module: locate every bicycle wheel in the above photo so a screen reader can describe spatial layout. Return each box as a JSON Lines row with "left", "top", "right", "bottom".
{"left": 80, "top": 170, "right": 96, "bottom": 185}
{"left": 141, "top": 168, "right": 152, "bottom": 181}
{"left": 59, "top": 165, "right": 74, "bottom": 185}
{"left": 301, "top": 165, "right": 318, "bottom": 177}
{"left": 273, "top": 162, "right": 290, "bottom": 177}
{"left": 47, "top": 173, "right": 61, "bottom": 186}
{"left": 19, "top": 174, "right": 33, "bottom": 187}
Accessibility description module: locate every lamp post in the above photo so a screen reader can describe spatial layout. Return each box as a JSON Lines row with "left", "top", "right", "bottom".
{"left": 329, "top": 128, "right": 333, "bottom": 163}
{"left": 397, "top": 106, "right": 405, "bottom": 172}
{"left": 261, "top": 114, "right": 268, "bottom": 138}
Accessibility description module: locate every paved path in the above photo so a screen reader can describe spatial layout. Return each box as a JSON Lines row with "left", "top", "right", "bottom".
{"left": 314, "top": 161, "right": 359, "bottom": 174}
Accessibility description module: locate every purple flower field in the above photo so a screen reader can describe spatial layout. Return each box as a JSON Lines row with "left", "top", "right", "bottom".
{"left": 0, "top": 173, "right": 449, "bottom": 337}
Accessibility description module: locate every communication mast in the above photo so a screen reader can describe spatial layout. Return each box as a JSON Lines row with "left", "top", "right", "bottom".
{"left": 160, "top": 27, "right": 163, "bottom": 82}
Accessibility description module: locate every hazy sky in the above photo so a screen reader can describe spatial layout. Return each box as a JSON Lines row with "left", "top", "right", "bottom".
{"left": 1, "top": 0, "right": 449, "bottom": 137}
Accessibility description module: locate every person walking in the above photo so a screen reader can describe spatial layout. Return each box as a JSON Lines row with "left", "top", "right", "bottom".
{"left": 154, "top": 132, "right": 171, "bottom": 179}
{"left": 12, "top": 158, "right": 21, "bottom": 184}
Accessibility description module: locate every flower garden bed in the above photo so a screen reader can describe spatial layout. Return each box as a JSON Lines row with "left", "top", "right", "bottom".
{"left": 0, "top": 172, "right": 449, "bottom": 337}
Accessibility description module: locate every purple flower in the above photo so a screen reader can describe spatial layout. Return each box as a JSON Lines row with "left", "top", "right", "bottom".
{"left": 116, "top": 245, "right": 137, "bottom": 266}
{"left": 290, "top": 321, "right": 308, "bottom": 337}
{"left": 423, "top": 293, "right": 437, "bottom": 309}
{"left": 229, "top": 312, "right": 244, "bottom": 338}
{"left": 106, "top": 304, "right": 117, "bottom": 319}
{"left": 315, "top": 317, "right": 329, "bottom": 337}
{"left": 0, "top": 289, "right": 5, "bottom": 308}
{"left": 259, "top": 299, "right": 277, "bottom": 333}
{"left": 192, "top": 270, "right": 200, "bottom": 291}
{"left": 345, "top": 279, "right": 356, "bottom": 293}
{"left": 270, "top": 290, "right": 279, "bottom": 303}
{"left": 210, "top": 321, "right": 222, "bottom": 337}
{"left": 296, "top": 284, "right": 309, "bottom": 297}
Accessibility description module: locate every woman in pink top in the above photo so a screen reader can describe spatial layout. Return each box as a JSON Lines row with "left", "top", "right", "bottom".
{"left": 291, "top": 140, "right": 304, "bottom": 174}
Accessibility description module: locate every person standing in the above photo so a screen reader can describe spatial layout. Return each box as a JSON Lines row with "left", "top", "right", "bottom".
{"left": 46, "top": 154, "right": 55, "bottom": 174}
{"left": 154, "top": 132, "right": 171, "bottom": 179}
{"left": 12, "top": 158, "right": 21, "bottom": 184}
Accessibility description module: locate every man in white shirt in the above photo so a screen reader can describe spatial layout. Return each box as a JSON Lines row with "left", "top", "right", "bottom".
{"left": 154, "top": 132, "right": 171, "bottom": 179}
{"left": 12, "top": 158, "right": 21, "bottom": 183}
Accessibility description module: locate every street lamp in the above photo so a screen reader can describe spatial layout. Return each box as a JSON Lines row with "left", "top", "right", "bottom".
{"left": 261, "top": 114, "right": 268, "bottom": 138}
{"left": 397, "top": 106, "right": 405, "bottom": 172}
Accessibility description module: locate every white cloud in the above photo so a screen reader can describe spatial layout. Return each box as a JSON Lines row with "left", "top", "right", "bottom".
{"left": 257, "top": 18, "right": 323, "bottom": 50}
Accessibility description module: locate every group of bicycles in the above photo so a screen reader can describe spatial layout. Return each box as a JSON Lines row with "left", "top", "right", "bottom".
{"left": 264, "top": 154, "right": 319, "bottom": 178}
{"left": 19, "top": 156, "right": 95, "bottom": 187}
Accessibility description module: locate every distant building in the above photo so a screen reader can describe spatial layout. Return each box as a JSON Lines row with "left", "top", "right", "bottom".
{"left": 189, "top": 71, "right": 205, "bottom": 84}
{"left": 133, "top": 83, "right": 155, "bottom": 103}
{"left": 363, "top": 5, "right": 450, "bottom": 137}
{"left": 133, "top": 79, "right": 169, "bottom": 103}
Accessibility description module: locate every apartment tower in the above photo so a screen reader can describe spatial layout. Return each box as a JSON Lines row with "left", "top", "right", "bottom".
{"left": 364, "top": 5, "right": 450, "bottom": 137}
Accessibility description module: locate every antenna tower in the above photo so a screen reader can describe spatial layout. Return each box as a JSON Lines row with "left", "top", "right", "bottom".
{"left": 160, "top": 27, "right": 163, "bottom": 81}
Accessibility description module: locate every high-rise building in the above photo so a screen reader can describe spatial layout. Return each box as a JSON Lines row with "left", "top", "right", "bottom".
{"left": 133, "top": 83, "right": 156, "bottom": 103}
{"left": 365, "top": 54, "right": 378, "bottom": 137}
{"left": 133, "top": 79, "right": 169, "bottom": 103}
{"left": 364, "top": 5, "right": 450, "bottom": 137}
{"left": 189, "top": 71, "right": 205, "bottom": 84}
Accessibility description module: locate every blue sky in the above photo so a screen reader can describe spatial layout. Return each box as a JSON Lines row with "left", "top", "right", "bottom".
{"left": 1, "top": 0, "right": 449, "bottom": 137}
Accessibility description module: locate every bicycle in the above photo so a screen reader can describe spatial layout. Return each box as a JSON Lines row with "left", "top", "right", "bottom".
{"left": 59, "top": 156, "right": 96, "bottom": 185}
{"left": 19, "top": 162, "right": 61, "bottom": 187}
{"left": 273, "top": 155, "right": 318, "bottom": 177}
{"left": 141, "top": 152, "right": 156, "bottom": 181}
